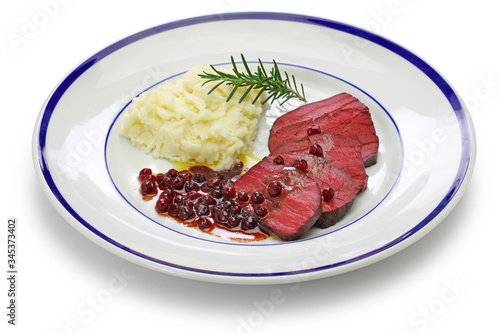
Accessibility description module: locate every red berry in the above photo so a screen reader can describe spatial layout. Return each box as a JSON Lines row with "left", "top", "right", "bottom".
{"left": 211, "top": 189, "right": 224, "bottom": 199}
{"left": 155, "top": 172, "right": 165, "bottom": 183}
{"left": 223, "top": 185, "right": 236, "bottom": 199}
{"left": 173, "top": 196, "right": 185, "bottom": 205}
{"left": 207, "top": 196, "right": 218, "bottom": 206}
{"left": 192, "top": 173, "right": 206, "bottom": 183}
{"left": 169, "top": 203, "right": 181, "bottom": 217}
{"left": 214, "top": 209, "right": 230, "bottom": 223}
{"left": 292, "top": 159, "right": 308, "bottom": 172}
{"left": 272, "top": 155, "right": 284, "bottom": 165}
{"left": 207, "top": 177, "right": 221, "bottom": 189}
{"left": 307, "top": 125, "right": 321, "bottom": 136}
{"left": 227, "top": 216, "right": 240, "bottom": 228}
{"left": 179, "top": 205, "right": 195, "bottom": 221}
{"left": 171, "top": 177, "right": 185, "bottom": 191}
{"left": 195, "top": 217, "right": 210, "bottom": 230}
{"left": 213, "top": 202, "right": 225, "bottom": 211}
{"left": 195, "top": 204, "right": 210, "bottom": 216}
{"left": 139, "top": 168, "right": 155, "bottom": 182}
{"left": 309, "top": 143, "right": 323, "bottom": 157}
{"left": 184, "top": 181, "right": 199, "bottom": 192}
{"left": 185, "top": 191, "right": 202, "bottom": 201}
{"left": 230, "top": 205, "right": 241, "bottom": 215}
{"left": 254, "top": 205, "right": 268, "bottom": 217}
{"left": 267, "top": 181, "right": 282, "bottom": 197}
{"left": 222, "top": 199, "right": 235, "bottom": 210}
{"left": 156, "top": 173, "right": 171, "bottom": 190}
{"left": 155, "top": 198, "right": 170, "bottom": 213}
{"left": 322, "top": 188, "right": 335, "bottom": 202}
{"left": 166, "top": 168, "right": 179, "bottom": 179}
{"left": 140, "top": 179, "right": 157, "bottom": 196}
{"left": 241, "top": 216, "right": 258, "bottom": 230}
{"left": 237, "top": 191, "right": 249, "bottom": 202}
{"left": 160, "top": 189, "right": 175, "bottom": 202}
{"left": 179, "top": 172, "right": 192, "bottom": 182}
{"left": 251, "top": 191, "right": 265, "bottom": 204}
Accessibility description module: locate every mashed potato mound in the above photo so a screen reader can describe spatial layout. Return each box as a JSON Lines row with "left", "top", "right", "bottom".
{"left": 121, "top": 65, "right": 266, "bottom": 170}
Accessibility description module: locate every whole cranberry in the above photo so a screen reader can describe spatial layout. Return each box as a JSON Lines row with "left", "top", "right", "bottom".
{"left": 169, "top": 203, "right": 181, "bottom": 217}
{"left": 171, "top": 177, "right": 185, "bottom": 191}
{"left": 254, "top": 205, "right": 268, "bottom": 217}
{"left": 272, "top": 155, "right": 284, "bottom": 165}
{"left": 160, "top": 189, "right": 175, "bottom": 202}
{"left": 267, "top": 181, "right": 282, "bottom": 197}
{"left": 227, "top": 216, "right": 240, "bottom": 228}
{"left": 223, "top": 185, "right": 236, "bottom": 199}
{"left": 185, "top": 191, "right": 202, "bottom": 201}
{"left": 211, "top": 189, "right": 224, "bottom": 199}
{"left": 155, "top": 198, "right": 170, "bottom": 213}
{"left": 157, "top": 174, "right": 172, "bottom": 190}
{"left": 192, "top": 173, "right": 206, "bottom": 184}
{"left": 236, "top": 213, "right": 247, "bottom": 224}
{"left": 213, "top": 202, "right": 225, "bottom": 211}
{"left": 166, "top": 168, "right": 179, "bottom": 179}
{"left": 292, "top": 159, "right": 308, "bottom": 172}
{"left": 203, "top": 196, "right": 217, "bottom": 206}
{"left": 179, "top": 172, "right": 192, "bottom": 182}
{"left": 173, "top": 196, "right": 185, "bottom": 205}
{"left": 179, "top": 205, "right": 195, "bottom": 221}
{"left": 222, "top": 199, "right": 235, "bottom": 210}
{"left": 241, "top": 216, "right": 258, "bottom": 230}
{"left": 322, "top": 188, "right": 335, "bottom": 202}
{"left": 207, "top": 177, "right": 221, "bottom": 189}
{"left": 195, "top": 204, "right": 210, "bottom": 216}
{"left": 251, "top": 191, "right": 265, "bottom": 204}
{"left": 230, "top": 205, "right": 241, "bottom": 215}
{"left": 155, "top": 172, "right": 165, "bottom": 184}
{"left": 237, "top": 191, "right": 249, "bottom": 203}
{"left": 184, "top": 181, "right": 199, "bottom": 192}
{"left": 138, "top": 168, "right": 154, "bottom": 182}
{"left": 309, "top": 143, "right": 323, "bottom": 157}
{"left": 307, "top": 125, "right": 321, "bottom": 136}
{"left": 215, "top": 209, "right": 230, "bottom": 223}
{"left": 195, "top": 217, "right": 210, "bottom": 230}
{"left": 140, "top": 180, "right": 157, "bottom": 196}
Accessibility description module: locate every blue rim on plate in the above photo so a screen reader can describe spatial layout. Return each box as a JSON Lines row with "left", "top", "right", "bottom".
{"left": 34, "top": 12, "right": 475, "bottom": 281}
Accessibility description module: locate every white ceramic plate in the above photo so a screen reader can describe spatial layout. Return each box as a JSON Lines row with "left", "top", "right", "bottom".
{"left": 33, "top": 12, "right": 476, "bottom": 284}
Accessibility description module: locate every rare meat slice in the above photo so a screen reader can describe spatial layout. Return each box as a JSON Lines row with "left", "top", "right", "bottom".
{"left": 232, "top": 160, "right": 321, "bottom": 241}
{"left": 272, "top": 133, "right": 367, "bottom": 191}
{"left": 269, "top": 108, "right": 379, "bottom": 167}
{"left": 264, "top": 153, "right": 360, "bottom": 228}
{"left": 269, "top": 92, "right": 366, "bottom": 137}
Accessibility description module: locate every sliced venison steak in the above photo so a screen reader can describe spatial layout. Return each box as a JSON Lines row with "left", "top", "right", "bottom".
{"left": 232, "top": 160, "right": 322, "bottom": 241}
{"left": 269, "top": 92, "right": 366, "bottom": 137}
{"left": 264, "top": 152, "right": 360, "bottom": 228}
{"left": 272, "top": 133, "right": 367, "bottom": 191}
{"left": 269, "top": 108, "right": 379, "bottom": 167}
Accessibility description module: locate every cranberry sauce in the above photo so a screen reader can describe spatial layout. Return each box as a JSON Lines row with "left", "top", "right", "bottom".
{"left": 138, "top": 165, "right": 269, "bottom": 243}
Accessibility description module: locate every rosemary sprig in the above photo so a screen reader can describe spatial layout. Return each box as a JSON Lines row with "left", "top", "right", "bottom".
{"left": 199, "top": 54, "right": 307, "bottom": 105}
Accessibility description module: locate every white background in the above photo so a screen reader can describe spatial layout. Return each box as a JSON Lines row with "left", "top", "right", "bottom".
{"left": 1, "top": 0, "right": 499, "bottom": 332}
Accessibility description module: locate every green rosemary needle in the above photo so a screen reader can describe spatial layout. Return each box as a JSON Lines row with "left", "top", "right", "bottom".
{"left": 198, "top": 54, "right": 307, "bottom": 105}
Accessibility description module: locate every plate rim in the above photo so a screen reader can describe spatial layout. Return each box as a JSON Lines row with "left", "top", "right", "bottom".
{"left": 32, "top": 11, "right": 476, "bottom": 284}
